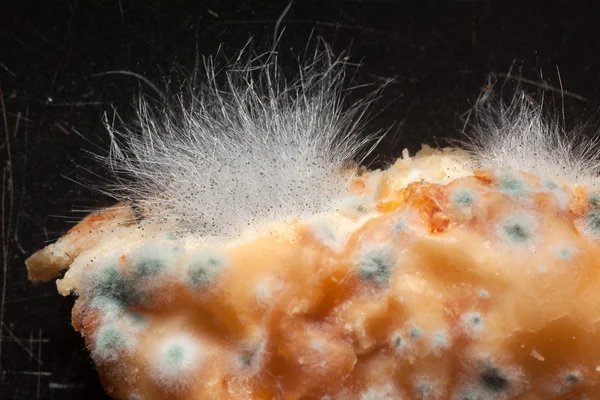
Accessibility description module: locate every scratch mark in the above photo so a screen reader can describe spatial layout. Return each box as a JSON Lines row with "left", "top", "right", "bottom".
{"left": 45, "top": 101, "right": 105, "bottom": 107}
{"left": 0, "top": 62, "right": 16, "bottom": 78}
{"left": 3, "top": 370, "right": 51, "bottom": 376}
{"left": 29, "top": 330, "right": 33, "bottom": 362}
{"left": 0, "top": 86, "right": 14, "bottom": 373}
{"left": 53, "top": 121, "right": 71, "bottom": 136}
{"left": 0, "top": 335, "right": 50, "bottom": 343}
{"left": 117, "top": 0, "right": 124, "bottom": 21}
{"left": 49, "top": 382, "right": 85, "bottom": 389}
{"left": 37, "top": 328, "right": 42, "bottom": 399}
{"left": 1, "top": 323, "right": 43, "bottom": 365}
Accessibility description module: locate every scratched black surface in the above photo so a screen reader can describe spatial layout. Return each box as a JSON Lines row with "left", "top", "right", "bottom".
{"left": 1, "top": 1, "right": 599, "bottom": 399}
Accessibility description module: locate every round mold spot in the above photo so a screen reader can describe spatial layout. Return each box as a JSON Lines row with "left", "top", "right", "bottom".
{"left": 479, "top": 366, "right": 510, "bottom": 392}
{"left": 93, "top": 323, "right": 129, "bottom": 363}
{"left": 452, "top": 188, "right": 475, "bottom": 207}
{"left": 461, "top": 311, "right": 484, "bottom": 335}
{"left": 498, "top": 172, "right": 528, "bottom": 197}
{"left": 499, "top": 214, "right": 536, "bottom": 245}
{"left": 91, "top": 264, "right": 136, "bottom": 308}
{"left": 150, "top": 333, "right": 203, "bottom": 392}
{"left": 585, "top": 209, "right": 600, "bottom": 237}
{"left": 185, "top": 251, "right": 227, "bottom": 289}
{"left": 356, "top": 245, "right": 396, "bottom": 286}
{"left": 132, "top": 244, "right": 180, "bottom": 277}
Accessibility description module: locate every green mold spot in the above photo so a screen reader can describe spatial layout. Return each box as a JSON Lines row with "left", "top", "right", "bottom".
{"left": 153, "top": 335, "right": 202, "bottom": 385}
{"left": 462, "top": 311, "right": 484, "bottom": 333}
{"left": 134, "top": 256, "right": 165, "bottom": 277}
{"left": 357, "top": 247, "right": 395, "bottom": 286}
{"left": 409, "top": 325, "right": 423, "bottom": 339}
{"left": 187, "top": 252, "right": 226, "bottom": 289}
{"left": 391, "top": 331, "right": 406, "bottom": 353}
{"left": 164, "top": 344, "right": 186, "bottom": 366}
{"left": 453, "top": 188, "right": 475, "bottom": 206}
{"left": 432, "top": 331, "right": 448, "bottom": 348}
{"left": 589, "top": 192, "right": 600, "bottom": 208}
{"left": 125, "top": 312, "right": 148, "bottom": 327}
{"left": 544, "top": 180, "right": 558, "bottom": 190}
{"left": 499, "top": 173, "right": 528, "bottom": 196}
{"left": 501, "top": 216, "right": 534, "bottom": 244}
{"left": 558, "top": 248, "right": 572, "bottom": 260}
{"left": 90, "top": 297, "right": 124, "bottom": 314}
{"left": 392, "top": 219, "right": 405, "bottom": 233}
{"left": 479, "top": 366, "right": 510, "bottom": 392}
{"left": 132, "top": 245, "right": 180, "bottom": 277}
{"left": 586, "top": 209, "right": 600, "bottom": 236}
{"left": 414, "top": 379, "right": 435, "bottom": 399}
{"left": 92, "top": 265, "right": 136, "bottom": 308}
{"left": 94, "top": 324, "right": 127, "bottom": 362}
{"left": 455, "top": 388, "right": 485, "bottom": 400}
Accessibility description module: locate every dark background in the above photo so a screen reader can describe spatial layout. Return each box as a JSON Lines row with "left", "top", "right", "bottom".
{"left": 0, "top": 0, "right": 598, "bottom": 399}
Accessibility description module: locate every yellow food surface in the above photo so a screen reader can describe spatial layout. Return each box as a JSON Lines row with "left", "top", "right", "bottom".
{"left": 26, "top": 146, "right": 600, "bottom": 399}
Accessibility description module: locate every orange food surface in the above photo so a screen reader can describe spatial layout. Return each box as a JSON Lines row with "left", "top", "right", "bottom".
{"left": 26, "top": 148, "right": 600, "bottom": 399}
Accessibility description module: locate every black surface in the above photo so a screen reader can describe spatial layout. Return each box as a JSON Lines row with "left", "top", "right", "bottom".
{"left": 1, "top": 1, "right": 599, "bottom": 399}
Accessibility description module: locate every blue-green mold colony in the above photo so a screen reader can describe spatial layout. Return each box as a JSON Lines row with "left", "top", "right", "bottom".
{"left": 91, "top": 264, "right": 137, "bottom": 310}
{"left": 133, "top": 244, "right": 180, "bottom": 277}
{"left": 501, "top": 215, "right": 535, "bottom": 244}
{"left": 409, "top": 324, "right": 423, "bottom": 339}
{"left": 391, "top": 331, "right": 406, "bottom": 353}
{"left": 94, "top": 323, "right": 127, "bottom": 362}
{"left": 589, "top": 192, "right": 600, "bottom": 208}
{"left": 498, "top": 173, "right": 528, "bottom": 197}
{"left": 544, "top": 180, "right": 558, "bottom": 190}
{"left": 134, "top": 254, "right": 166, "bottom": 277}
{"left": 557, "top": 248, "right": 572, "bottom": 260}
{"left": 357, "top": 247, "right": 395, "bottom": 286}
{"left": 452, "top": 188, "right": 475, "bottom": 207}
{"left": 153, "top": 336, "right": 202, "bottom": 390}
{"left": 163, "top": 343, "right": 186, "bottom": 368}
{"left": 431, "top": 330, "right": 448, "bottom": 350}
{"left": 585, "top": 209, "right": 600, "bottom": 237}
{"left": 90, "top": 244, "right": 182, "bottom": 312}
{"left": 186, "top": 252, "right": 227, "bottom": 289}
{"left": 413, "top": 378, "right": 437, "bottom": 399}
{"left": 462, "top": 311, "right": 484, "bottom": 334}
{"left": 392, "top": 218, "right": 405, "bottom": 233}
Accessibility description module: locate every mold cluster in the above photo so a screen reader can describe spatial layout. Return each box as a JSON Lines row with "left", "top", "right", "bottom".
{"left": 53, "top": 156, "right": 600, "bottom": 399}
